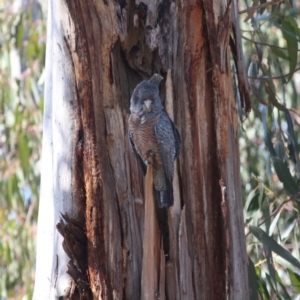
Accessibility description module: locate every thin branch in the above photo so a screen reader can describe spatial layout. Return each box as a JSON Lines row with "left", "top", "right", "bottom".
{"left": 256, "top": 197, "right": 296, "bottom": 228}
{"left": 245, "top": 192, "right": 300, "bottom": 237}
{"left": 242, "top": 35, "right": 300, "bottom": 52}
{"left": 242, "top": 66, "right": 300, "bottom": 81}
{"left": 239, "top": 0, "right": 284, "bottom": 15}
{"left": 254, "top": 258, "right": 267, "bottom": 267}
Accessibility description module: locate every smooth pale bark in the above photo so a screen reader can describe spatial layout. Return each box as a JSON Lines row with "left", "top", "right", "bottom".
{"left": 33, "top": 0, "right": 78, "bottom": 298}
{"left": 34, "top": 0, "right": 250, "bottom": 299}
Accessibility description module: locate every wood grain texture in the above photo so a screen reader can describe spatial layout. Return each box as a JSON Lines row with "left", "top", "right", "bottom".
{"left": 141, "top": 164, "right": 160, "bottom": 300}
{"left": 178, "top": 207, "right": 195, "bottom": 300}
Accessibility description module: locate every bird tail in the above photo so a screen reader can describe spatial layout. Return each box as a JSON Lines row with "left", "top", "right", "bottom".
{"left": 154, "top": 198, "right": 170, "bottom": 259}
{"left": 154, "top": 187, "right": 173, "bottom": 208}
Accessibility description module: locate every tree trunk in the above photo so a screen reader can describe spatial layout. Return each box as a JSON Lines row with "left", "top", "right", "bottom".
{"left": 34, "top": 0, "right": 249, "bottom": 299}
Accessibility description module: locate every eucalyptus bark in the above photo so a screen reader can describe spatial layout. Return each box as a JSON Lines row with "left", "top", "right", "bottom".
{"left": 34, "top": 0, "right": 250, "bottom": 299}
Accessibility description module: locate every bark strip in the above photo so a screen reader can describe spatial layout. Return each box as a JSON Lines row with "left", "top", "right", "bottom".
{"left": 141, "top": 164, "right": 161, "bottom": 300}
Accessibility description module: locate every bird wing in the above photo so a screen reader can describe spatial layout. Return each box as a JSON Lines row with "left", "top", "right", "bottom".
{"left": 128, "top": 129, "right": 147, "bottom": 175}
{"left": 154, "top": 110, "right": 180, "bottom": 184}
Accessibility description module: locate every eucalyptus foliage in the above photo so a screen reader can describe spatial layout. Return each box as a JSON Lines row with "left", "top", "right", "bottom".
{"left": 0, "top": 0, "right": 45, "bottom": 298}
{"left": 239, "top": 1, "right": 300, "bottom": 298}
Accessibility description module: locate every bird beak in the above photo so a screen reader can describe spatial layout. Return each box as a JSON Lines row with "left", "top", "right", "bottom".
{"left": 144, "top": 99, "right": 152, "bottom": 111}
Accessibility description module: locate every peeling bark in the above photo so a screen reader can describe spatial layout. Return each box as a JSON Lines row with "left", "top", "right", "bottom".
{"left": 34, "top": 0, "right": 250, "bottom": 299}
{"left": 141, "top": 164, "right": 160, "bottom": 300}
{"left": 56, "top": 214, "right": 92, "bottom": 299}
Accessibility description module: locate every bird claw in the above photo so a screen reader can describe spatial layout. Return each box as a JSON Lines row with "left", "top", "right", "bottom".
{"left": 145, "top": 158, "right": 153, "bottom": 166}
{"left": 145, "top": 150, "right": 155, "bottom": 166}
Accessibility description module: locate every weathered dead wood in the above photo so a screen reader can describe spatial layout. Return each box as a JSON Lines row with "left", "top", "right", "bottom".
{"left": 56, "top": 214, "right": 92, "bottom": 299}
{"left": 178, "top": 207, "right": 194, "bottom": 300}
{"left": 159, "top": 246, "right": 166, "bottom": 300}
{"left": 63, "top": 1, "right": 114, "bottom": 298}
{"left": 230, "top": 0, "right": 251, "bottom": 112}
{"left": 165, "top": 69, "right": 181, "bottom": 300}
{"left": 35, "top": 0, "right": 250, "bottom": 299}
{"left": 141, "top": 164, "right": 161, "bottom": 300}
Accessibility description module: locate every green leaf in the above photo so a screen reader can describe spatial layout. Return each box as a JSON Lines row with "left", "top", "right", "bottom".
{"left": 272, "top": 142, "right": 299, "bottom": 196}
{"left": 15, "top": 14, "right": 25, "bottom": 51}
{"left": 245, "top": 190, "right": 258, "bottom": 218}
{"left": 261, "top": 106, "right": 276, "bottom": 156}
{"left": 280, "top": 18, "right": 298, "bottom": 81}
{"left": 288, "top": 0, "right": 295, "bottom": 14}
{"left": 250, "top": 226, "right": 300, "bottom": 270}
{"left": 288, "top": 269, "right": 300, "bottom": 293}
{"left": 276, "top": 271, "right": 291, "bottom": 300}
{"left": 274, "top": 256, "right": 300, "bottom": 276}
{"left": 246, "top": 194, "right": 260, "bottom": 218}
{"left": 285, "top": 107, "right": 296, "bottom": 144}
{"left": 259, "top": 0, "right": 266, "bottom": 15}
{"left": 17, "top": 133, "right": 30, "bottom": 179}
{"left": 293, "top": 226, "right": 300, "bottom": 260}
{"left": 248, "top": 258, "right": 259, "bottom": 300}
{"left": 281, "top": 213, "right": 297, "bottom": 240}
{"left": 258, "top": 181, "right": 266, "bottom": 208}
{"left": 264, "top": 245, "right": 278, "bottom": 293}
{"left": 275, "top": 141, "right": 286, "bottom": 160}
{"left": 256, "top": 275, "right": 270, "bottom": 299}
{"left": 284, "top": 110, "right": 300, "bottom": 172}
{"left": 269, "top": 210, "right": 281, "bottom": 236}
{"left": 264, "top": 83, "right": 286, "bottom": 112}
{"left": 265, "top": 273, "right": 282, "bottom": 299}
{"left": 270, "top": 47, "right": 289, "bottom": 61}
{"left": 285, "top": 16, "right": 300, "bottom": 40}
{"left": 5, "top": 242, "right": 11, "bottom": 263}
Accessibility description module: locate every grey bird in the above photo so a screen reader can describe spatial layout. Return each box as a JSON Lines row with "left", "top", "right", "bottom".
{"left": 128, "top": 74, "right": 181, "bottom": 208}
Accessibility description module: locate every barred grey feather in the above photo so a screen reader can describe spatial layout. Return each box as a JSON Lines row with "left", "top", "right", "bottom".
{"left": 128, "top": 74, "right": 181, "bottom": 208}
